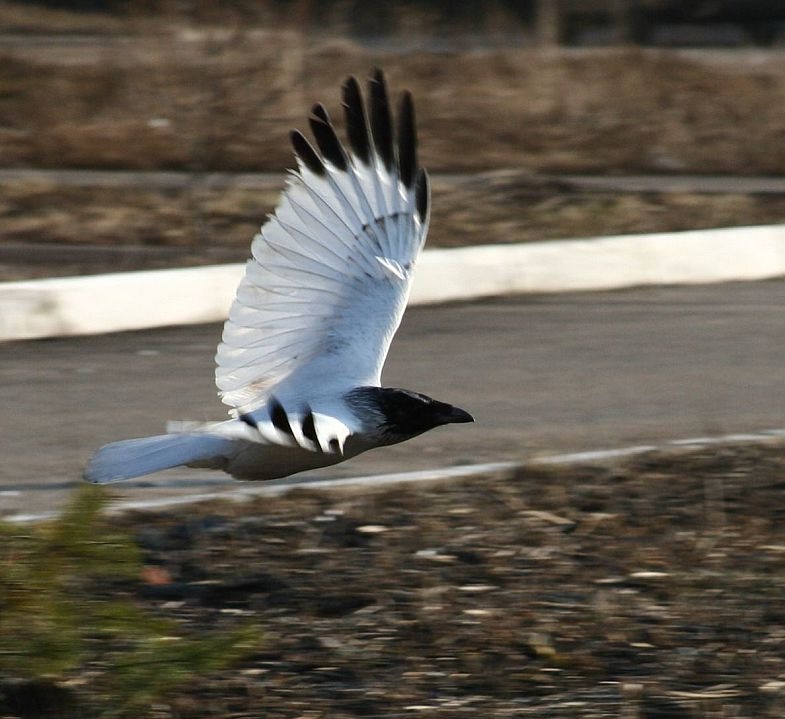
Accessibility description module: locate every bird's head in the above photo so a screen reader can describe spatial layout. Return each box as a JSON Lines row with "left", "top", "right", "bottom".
{"left": 348, "top": 387, "right": 473, "bottom": 445}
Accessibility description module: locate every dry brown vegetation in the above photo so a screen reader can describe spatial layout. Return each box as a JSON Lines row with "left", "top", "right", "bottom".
{"left": 2, "top": 3, "right": 785, "bottom": 275}
{"left": 4, "top": 172, "right": 785, "bottom": 280}
{"left": 2, "top": 23, "right": 785, "bottom": 174}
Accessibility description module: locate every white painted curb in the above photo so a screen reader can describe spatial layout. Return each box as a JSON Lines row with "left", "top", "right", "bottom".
{"left": 7, "top": 428, "right": 785, "bottom": 523}
{"left": 413, "top": 223, "right": 785, "bottom": 302}
{"left": 2, "top": 223, "right": 785, "bottom": 341}
{"left": 0, "top": 264, "right": 242, "bottom": 342}
{"left": 4, "top": 462, "right": 520, "bottom": 524}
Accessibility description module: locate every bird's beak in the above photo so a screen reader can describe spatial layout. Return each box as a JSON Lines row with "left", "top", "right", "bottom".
{"left": 442, "top": 405, "right": 474, "bottom": 424}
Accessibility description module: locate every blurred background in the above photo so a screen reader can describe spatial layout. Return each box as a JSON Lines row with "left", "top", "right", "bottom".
{"left": 4, "top": 3, "right": 785, "bottom": 718}
{"left": 2, "top": 0, "right": 785, "bottom": 279}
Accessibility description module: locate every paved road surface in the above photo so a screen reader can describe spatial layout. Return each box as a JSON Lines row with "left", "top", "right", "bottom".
{"left": 2, "top": 281, "right": 784, "bottom": 517}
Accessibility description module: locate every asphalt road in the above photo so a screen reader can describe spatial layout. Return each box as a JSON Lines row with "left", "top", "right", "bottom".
{"left": 3, "top": 280, "right": 785, "bottom": 517}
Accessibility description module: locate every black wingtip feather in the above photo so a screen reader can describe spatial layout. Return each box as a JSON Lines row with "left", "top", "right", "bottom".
{"left": 415, "top": 169, "right": 429, "bottom": 222}
{"left": 369, "top": 68, "right": 394, "bottom": 171}
{"left": 311, "top": 103, "right": 329, "bottom": 124}
{"left": 240, "top": 413, "right": 258, "bottom": 428}
{"left": 342, "top": 76, "right": 371, "bottom": 165}
{"left": 308, "top": 104, "right": 348, "bottom": 172}
{"left": 296, "top": 71, "right": 425, "bottom": 209}
{"left": 397, "top": 90, "right": 417, "bottom": 189}
{"left": 290, "top": 129, "right": 324, "bottom": 176}
{"left": 269, "top": 397, "right": 295, "bottom": 437}
{"left": 301, "top": 409, "right": 319, "bottom": 445}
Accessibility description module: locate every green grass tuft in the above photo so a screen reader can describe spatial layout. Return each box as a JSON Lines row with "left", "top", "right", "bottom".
{"left": 0, "top": 484, "right": 262, "bottom": 716}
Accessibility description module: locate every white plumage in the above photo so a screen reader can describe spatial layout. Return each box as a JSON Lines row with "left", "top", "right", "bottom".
{"left": 217, "top": 120, "right": 427, "bottom": 411}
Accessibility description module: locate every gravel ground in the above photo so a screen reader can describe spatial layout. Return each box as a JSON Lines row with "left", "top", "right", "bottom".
{"left": 6, "top": 442, "right": 785, "bottom": 718}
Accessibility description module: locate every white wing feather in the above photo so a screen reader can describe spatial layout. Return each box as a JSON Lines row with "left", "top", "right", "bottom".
{"left": 215, "top": 73, "right": 429, "bottom": 424}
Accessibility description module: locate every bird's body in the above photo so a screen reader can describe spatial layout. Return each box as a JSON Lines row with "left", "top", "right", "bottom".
{"left": 85, "top": 70, "right": 472, "bottom": 486}
{"left": 87, "top": 421, "right": 357, "bottom": 483}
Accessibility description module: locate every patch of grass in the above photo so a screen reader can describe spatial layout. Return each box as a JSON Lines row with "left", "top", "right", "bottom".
{"left": 0, "top": 485, "right": 261, "bottom": 717}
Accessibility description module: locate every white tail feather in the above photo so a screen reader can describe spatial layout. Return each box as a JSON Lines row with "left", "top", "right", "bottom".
{"left": 84, "top": 433, "right": 234, "bottom": 484}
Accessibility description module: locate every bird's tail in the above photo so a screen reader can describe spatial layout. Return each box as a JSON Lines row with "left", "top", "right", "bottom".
{"left": 84, "top": 432, "right": 234, "bottom": 484}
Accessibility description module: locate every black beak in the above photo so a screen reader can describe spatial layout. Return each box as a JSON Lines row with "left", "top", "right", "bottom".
{"left": 442, "top": 405, "right": 474, "bottom": 424}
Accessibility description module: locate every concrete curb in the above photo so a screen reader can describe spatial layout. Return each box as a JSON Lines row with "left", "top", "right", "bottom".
{"left": 3, "top": 223, "right": 785, "bottom": 341}
{"left": 4, "top": 462, "right": 520, "bottom": 524}
{"left": 6, "top": 428, "right": 785, "bottom": 524}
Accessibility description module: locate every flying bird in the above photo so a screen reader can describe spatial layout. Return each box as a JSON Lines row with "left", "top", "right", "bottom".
{"left": 84, "top": 69, "right": 473, "bottom": 485}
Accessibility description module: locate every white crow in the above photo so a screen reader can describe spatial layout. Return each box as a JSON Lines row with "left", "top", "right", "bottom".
{"left": 84, "top": 69, "right": 473, "bottom": 485}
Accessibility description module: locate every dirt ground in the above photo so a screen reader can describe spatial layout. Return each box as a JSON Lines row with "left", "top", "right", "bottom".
{"left": 5, "top": 442, "right": 785, "bottom": 717}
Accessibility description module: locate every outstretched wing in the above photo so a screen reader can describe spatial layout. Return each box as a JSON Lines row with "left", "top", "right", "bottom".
{"left": 215, "top": 70, "right": 430, "bottom": 416}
